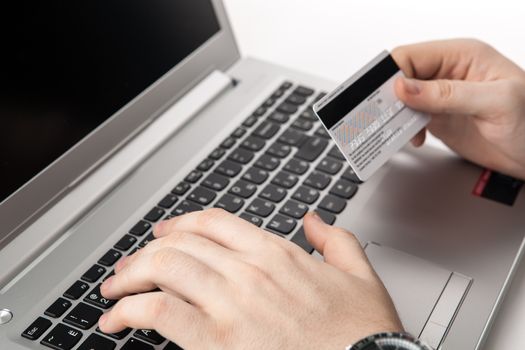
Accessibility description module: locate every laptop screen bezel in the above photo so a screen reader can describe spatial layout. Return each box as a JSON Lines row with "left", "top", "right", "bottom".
{"left": 0, "top": 0, "right": 239, "bottom": 248}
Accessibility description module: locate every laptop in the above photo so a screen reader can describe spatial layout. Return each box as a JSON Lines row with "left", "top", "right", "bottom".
{"left": 0, "top": 1, "right": 523, "bottom": 349}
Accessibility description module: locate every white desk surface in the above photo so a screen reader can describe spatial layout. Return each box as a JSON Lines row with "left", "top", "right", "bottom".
{"left": 223, "top": 1, "right": 525, "bottom": 348}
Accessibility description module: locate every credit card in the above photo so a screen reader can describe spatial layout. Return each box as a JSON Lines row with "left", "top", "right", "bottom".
{"left": 313, "top": 51, "right": 430, "bottom": 181}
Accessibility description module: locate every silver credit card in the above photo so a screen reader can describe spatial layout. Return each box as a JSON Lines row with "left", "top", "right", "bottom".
{"left": 313, "top": 50, "right": 430, "bottom": 181}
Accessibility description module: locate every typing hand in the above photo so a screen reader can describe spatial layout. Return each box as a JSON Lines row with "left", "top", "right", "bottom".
{"left": 392, "top": 39, "right": 525, "bottom": 180}
{"left": 98, "top": 209, "right": 402, "bottom": 349}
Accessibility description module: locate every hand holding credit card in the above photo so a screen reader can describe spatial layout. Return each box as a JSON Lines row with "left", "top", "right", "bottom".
{"left": 313, "top": 51, "right": 430, "bottom": 181}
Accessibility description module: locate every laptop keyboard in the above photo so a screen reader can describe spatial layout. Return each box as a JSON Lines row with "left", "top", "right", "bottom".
{"left": 21, "top": 81, "right": 360, "bottom": 350}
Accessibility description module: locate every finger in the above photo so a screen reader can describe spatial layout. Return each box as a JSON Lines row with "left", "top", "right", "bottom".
{"left": 391, "top": 39, "right": 490, "bottom": 79}
{"left": 303, "top": 212, "right": 374, "bottom": 279}
{"left": 394, "top": 77, "right": 501, "bottom": 116}
{"left": 99, "top": 291, "right": 210, "bottom": 348}
{"left": 154, "top": 208, "right": 270, "bottom": 252}
{"left": 411, "top": 129, "right": 426, "bottom": 147}
{"left": 101, "top": 247, "right": 230, "bottom": 308}
{"left": 116, "top": 231, "right": 243, "bottom": 277}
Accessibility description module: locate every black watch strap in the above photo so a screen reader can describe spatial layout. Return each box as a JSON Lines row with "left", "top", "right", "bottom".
{"left": 346, "top": 332, "right": 433, "bottom": 350}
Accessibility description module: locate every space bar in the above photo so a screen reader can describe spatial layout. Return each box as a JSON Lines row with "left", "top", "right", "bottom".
{"left": 295, "top": 136, "right": 329, "bottom": 161}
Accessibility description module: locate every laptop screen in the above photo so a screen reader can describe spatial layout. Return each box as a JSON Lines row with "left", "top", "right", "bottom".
{"left": 0, "top": 0, "right": 220, "bottom": 204}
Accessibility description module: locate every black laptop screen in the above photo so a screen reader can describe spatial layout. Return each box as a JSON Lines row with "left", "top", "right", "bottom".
{"left": 0, "top": 0, "right": 220, "bottom": 203}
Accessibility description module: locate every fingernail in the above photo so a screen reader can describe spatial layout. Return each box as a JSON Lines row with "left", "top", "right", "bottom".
{"left": 99, "top": 314, "right": 107, "bottom": 326}
{"left": 310, "top": 211, "right": 324, "bottom": 222}
{"left": 403, "top": 78, "right": 422, "bottom": 95}
{"left": 101, "top": 276, "right": 113, "bottom": 290}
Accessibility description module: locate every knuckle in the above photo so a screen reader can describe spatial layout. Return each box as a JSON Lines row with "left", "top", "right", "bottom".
{"left": 239, "top": 262, "right": 271, "bottom": 285}
{"left": 196, "top": 208, "right": 229, "bottom": 228}
{"left": 436, "top": 79, "right": 454, "bottom": 101}
{"left": 151, "top": 248, "right": 176, "bottom": 271}
{"left": 151, "top": 294, "right": 172, "bottom": 327}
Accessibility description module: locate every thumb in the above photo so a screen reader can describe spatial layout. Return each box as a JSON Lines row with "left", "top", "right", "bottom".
{"left": 303, "top": 212, "right": 374, "bottom": 279}
{"left": 395, "top": 77, "right": 496, "bottom": 116}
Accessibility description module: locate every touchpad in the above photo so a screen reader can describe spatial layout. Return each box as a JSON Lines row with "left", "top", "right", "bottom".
{"left": 365, "top": 243, "right": 471, "bottom": 349}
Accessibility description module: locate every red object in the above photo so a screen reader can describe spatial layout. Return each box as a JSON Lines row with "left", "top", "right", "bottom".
{"left": 473, "top": 169, "right": 492, "bottom": 196}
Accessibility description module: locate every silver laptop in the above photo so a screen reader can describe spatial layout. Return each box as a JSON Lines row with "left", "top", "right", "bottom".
{"left": 1, "top": 1, "right": 523, "bottom": 349}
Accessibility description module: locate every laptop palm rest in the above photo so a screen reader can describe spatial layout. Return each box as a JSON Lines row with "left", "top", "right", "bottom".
{"left": 365, "top": 242, "right": 472, "bottom": 349}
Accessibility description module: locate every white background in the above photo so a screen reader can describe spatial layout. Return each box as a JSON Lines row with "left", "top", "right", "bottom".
{"left": 223, "top": 1, "right": 525, "bottom": 348}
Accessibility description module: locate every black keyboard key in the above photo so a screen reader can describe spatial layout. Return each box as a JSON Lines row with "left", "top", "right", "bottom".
{"left": 197, "top": 159, "right": 215, "bottom": 172}
{"left": 284, "top": 158, "right": 309, "bottom": 175}
{"left": 246, "top": 198, "right": 275, "bottom": 218}
{"left": 81, "top": 265, "right": 107, "bottom": 283}
{"left": 129, "top": 221, "right": 151, "bottom": 236}
{"left": 330, "top": 179, "right": 358, "bottom": 199}
{"left": 134, "top": 329, "right": 165, "bottom": 345}
{"left": 278, "top": 128, "right": 306, "bottom": 146}
{"left": 267, "top": 214, "right": 297, "bottom": 235}
{"left": 242, "top": 167, "right": 269, "bottom": 185}
{"left": 315, "top": 126, "right": 330, "bottom": 139}
{"left": 295, "top": 136, "right": 328, "bottom": 162}
{"left": 113, "top": 235, "right": 137, "bottom": 252}
{"left": 341, "top": 167, "right": 362, "bottom": 183}
{"left": 254, "top": 154, "right": 280, "bottom": 171}
{"left": 304, "top": 171, "right": 331, "bottom": 190}
{"left": 184, "top": 170, "right": 203, "bottom": 183}
{"left": 276, "top": 102, "right": 298, "bottom": 115}
{"left": 292, "top": 186, "right": 320, "bottom": 204}
{"left": 264, "top": 99, "right": 277, "bottom": 108}
{"left": 84, "top": 284, "right": 117, "bottom": 309}
{"left": 316, "top": 157, "right": 343, "bottom": 175}
{"left": 231, "top": 127, "right": 247, "bottom": 138}
{"left": 63, "top": 281, "right": 90, "bottom": 300}
{"left": 216, "top": 160, "right": 242, "bottom": 177}
{"left": 158, "top": 194, "right": 178, "bottom": 209}
{"left": 291, "top": 227, "right": 315, "bottom": 254}
{"left": 139, "top": 232, "right": 156, "bottom": 248}
{"left": 259, "top": 184, "right": 287, "bottom": 203}
{"left": 22, "top": 317, "right": 52, "bottom": 340}
{"left": 188, "top": 186, "right": 217, "bottom": 205}
{"left": 98, "top": 249, "right": 122, "bottom": 267}
{"left": 164, "top": 342, "right": 183, "bottom": 350}
{"left": 78, "top": 334, "right": 116, "bottom": 350}
{"left": 294, "top": 85, "right": 315, "bottom": 97}
{"left": 318, "top": 195, "right": 347, "bottom": 214}
{"left": 271, "top": 171, "right": 298, "bottom": 189}
{"left": 285, "top": 94, "right": 307, "bottom": 106}
{"left": 45, "top": 298, "right": 72, "bottom": 318}
{"left": 209, "top": 148, "right": 226, "bottom": 160}
{"left": 97, "top": 327, "right": 132, "bottom": 340}
{"left": 171, "top": 182, "right": 191, "bottom": 195}
{"left": 239, "top": 212, "right": 264, "bottom": 227}
{"left": 220, "top": 137, "right": 236, "bottom": 149}
{"left": 299, "top": 108, "right": 318, "bottom": 121}
{"left": 41, "top": 324, "right": 82, "bottom": 350}
{"left": 253, "top": 121, "right": 280, "bottom": 140}
{"left": 279, "top": 200, "right": 308, "bottom": 219}
{"left": 253, "top": 106, "right": 267, "bottom": 117}
{"left": 272, "top": 89, "right": 285, "bottom": 99}
{"left": 144, "top": 207, "right": 165, "bottom": 222}
{"left": 240, "top": 136, "right": 266, "bottom": 152}
{"left": 121, "top": 338, "right": 154, "bottom": 350}
{"left": 280, "top": 81, "right": 293, "bottom": 90}
{"left": 202, "top": 173, "right": 230, "bottom": 191}
{"left": 267, "top": 111, "right": 290, "bottom": 124}
{"left": 242, "top": 115, "right": 258, "bottom": 128}
{"left": 328, "top": 145, "right": 346, "bottom": 161}
{"left": 228, "top": 148, "right": 255, "bottom": 164}
{"left": 267, "top": 142, "right": 292, "bottom": 158}
{"left": 315, "top": 209, "right": 336, "bottom": 225}
{"left": 214, "top": 194, "right": 244, "bottom": 213}
{"left": 64, "top": 302, "right": 102, "bottom": 330}
{"left": 314, "top": 91, "right": 327, "bottom": 103}
{"left": 291, "top": 118, "right": 313, "bottom": 131}
{"left": 172, "top": 200, "right": 203, "bottom": 216}
{"left": 229, "top": 180, "right": 257, "bottom": 199}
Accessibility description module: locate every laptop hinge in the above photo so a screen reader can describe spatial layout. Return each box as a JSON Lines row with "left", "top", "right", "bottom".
{"left": 0, "top": 70, "right": 233, "bottom": 289}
